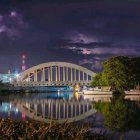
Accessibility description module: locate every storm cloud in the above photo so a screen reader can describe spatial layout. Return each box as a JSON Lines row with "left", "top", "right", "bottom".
{"left": 0, "top": 0, "right": 140, "bottom": 73}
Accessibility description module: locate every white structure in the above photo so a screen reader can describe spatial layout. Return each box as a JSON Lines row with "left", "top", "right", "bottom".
{"left": 12, "top": 98, "right": 96, "bottom": 123}
{"left": 0, "top": 74, "right": 16, "bottom": 83}
{"left": 13, "top": 62, "right": 96, "bottom": 87}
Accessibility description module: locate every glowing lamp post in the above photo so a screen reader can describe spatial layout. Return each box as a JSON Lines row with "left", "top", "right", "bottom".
{"left": 15, "top": 74, "right": 19, "bottom": 81}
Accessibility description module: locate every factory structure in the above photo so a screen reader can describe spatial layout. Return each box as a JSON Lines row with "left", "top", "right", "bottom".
{"left": 0, "top": 54, "right": 26, "bottom": 83}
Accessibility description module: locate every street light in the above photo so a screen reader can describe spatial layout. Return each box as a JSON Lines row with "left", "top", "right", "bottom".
{"left": 15, "top": 74, "right": 19, "bottom": 81}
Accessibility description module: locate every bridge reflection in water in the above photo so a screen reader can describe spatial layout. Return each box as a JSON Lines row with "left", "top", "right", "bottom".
{"left": 11, "top": 92, "right": 96, "bottom": 123}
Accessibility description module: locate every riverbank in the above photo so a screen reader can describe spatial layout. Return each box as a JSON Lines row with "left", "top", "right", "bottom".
{"left": 1, "top": 117, "right": 139, "bottom": 140}
{"left": 0, "top": 118, "right": 107, "bottom": 140}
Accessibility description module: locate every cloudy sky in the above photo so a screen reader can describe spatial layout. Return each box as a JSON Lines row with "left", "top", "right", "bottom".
{"left": 0, "top": 0, "right": 140, "bottom": 73}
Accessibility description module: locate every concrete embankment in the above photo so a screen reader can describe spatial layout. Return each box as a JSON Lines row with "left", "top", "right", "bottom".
{"left": 79, "top": 90, "right": 140, "bottom": 102}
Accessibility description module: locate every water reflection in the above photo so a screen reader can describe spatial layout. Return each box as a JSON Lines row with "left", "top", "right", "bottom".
{"left": 0, "top": 103, "right": 18, "bottom": 114}
{"left": 0, "top": 92, "right": 96, "bottom": 123}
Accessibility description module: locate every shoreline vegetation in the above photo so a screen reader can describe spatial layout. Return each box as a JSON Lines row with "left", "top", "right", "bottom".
{"left": 92, "top": 56, "right": 140, "bottom": 93}
{"left": 91, "top": 56, "right": 140, "bottom": 132}
{"left": 0, "top": 118, "right": 107, "bottom": 140}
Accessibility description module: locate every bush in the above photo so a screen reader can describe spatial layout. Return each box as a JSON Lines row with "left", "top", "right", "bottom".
{"left": 0, "top": 119, "right": 108, "bottom": 140}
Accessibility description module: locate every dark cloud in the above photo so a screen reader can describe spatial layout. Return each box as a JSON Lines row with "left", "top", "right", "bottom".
{"left": 0, "top": 0, "right": 140, "bottom": 73}
{"left": 0, "top": 10, "right": 28, "bottom": 40}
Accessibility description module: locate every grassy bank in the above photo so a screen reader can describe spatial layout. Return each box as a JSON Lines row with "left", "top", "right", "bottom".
{"left": 0, "top": 118, "right": 108, "bottom": 140}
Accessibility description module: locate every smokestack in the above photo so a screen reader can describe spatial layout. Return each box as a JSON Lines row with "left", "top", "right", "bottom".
{"left": 22, "top": 54, "right": 26, "bottom": 71}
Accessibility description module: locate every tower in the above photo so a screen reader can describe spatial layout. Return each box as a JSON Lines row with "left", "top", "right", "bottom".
{"left": 22, "top": 54, "right": 26, "bottom": 71}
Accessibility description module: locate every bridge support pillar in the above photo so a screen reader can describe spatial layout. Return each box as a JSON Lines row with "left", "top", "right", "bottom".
{"left": 71, "top": 68, "right": 73, "bottom": 82}
{"left": 66, "top": 67, "right": 68, "bottom": 81}
{"left": 48, "top": 67, "right": 52, "bottom": 82}
{"left": 48, "top": 68, "right": 50, "bottom": 82}
{"left": 55, "top": 67, "right": 57, "bottom": 82}
{"left": 50, "top": 67, "right": 52, "bottom": 82}
{"left": 83, "top": 72, "right": 84, "bottom": 81}
{"left": 63, "top": 67, "right": 65, "bottom": 82}
{"left": 28, "top": 73, "right": 30, "bottom": 81}
{"left": 41, "top": 68, "right": 45, "bottom": 82}
{"left": 74, "top": 69, "right": 76, "bottom": 81}
{"left": 58, "top": 67, "right": 60, "bottom": 81}
{"left": 79, "top": 70, "right": 80, "bottom": 81}
{"left": 34, "top": 70, "right": 37, "bottom": 81}
{"left": 86, "top": 74, "right": 88, "bottom": 81}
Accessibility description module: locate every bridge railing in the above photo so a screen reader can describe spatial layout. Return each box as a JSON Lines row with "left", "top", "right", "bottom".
{"left": 13, "top": 80, "right": 92, "bottom": 87}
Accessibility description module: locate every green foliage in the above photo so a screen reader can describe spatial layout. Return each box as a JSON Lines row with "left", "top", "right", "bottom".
{"left": 92, "top": 73, "right": 102, "bottom": 86}
{"left": 94, "top": 97, "right": 140, "bottom": 132}
{"left": 93, "top": 102, "right": 110, "bottom": 115}
{"left": 130, "top": 57, "right": 140, "bottom": 85}
{"left": 92, "top": 56, "right": 140, "bottom": 92}
{"left": 92, "top": 73, "right": 108, "bottom": 87}
{"left": 0, "top": 119, "right": 108, "bottom": 140}
{"left": 104, "top": 97, "right": 128, "bottom": 131}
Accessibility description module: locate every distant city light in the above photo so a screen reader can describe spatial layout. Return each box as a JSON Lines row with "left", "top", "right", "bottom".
{"left": 16, "top": 74, "right": 19, "bottom": 78}
{"left": 9, "top": 78, "right": 12, "bottom": 81}
{"left": 10, "top": 104, "right": 11, "bottom": 109}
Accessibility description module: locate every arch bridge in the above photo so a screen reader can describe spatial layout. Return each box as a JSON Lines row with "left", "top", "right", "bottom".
{"left": 13, "top": 62, "right": 96, "bottom": 87}
{"left": 11, "top": 98, "right": 95, "bottom": 123}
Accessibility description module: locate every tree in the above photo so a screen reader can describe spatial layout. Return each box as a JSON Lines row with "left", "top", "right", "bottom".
{"left": 130, "top": 57, "right": 140, "bottom": 87}
{"left": 92, "top": 73, "right": 104, "bottom": 87}
{"left": 92, "top": 56, "right": 140, "bottom": 92}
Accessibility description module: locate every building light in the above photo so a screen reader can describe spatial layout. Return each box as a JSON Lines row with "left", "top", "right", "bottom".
{"left": 16, "top": 74, "right": 19, "bottom": 78}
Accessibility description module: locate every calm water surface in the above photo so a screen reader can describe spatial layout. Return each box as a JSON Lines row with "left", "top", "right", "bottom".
{"left": 0, "top": 92, "right": 95, "bottom": 122}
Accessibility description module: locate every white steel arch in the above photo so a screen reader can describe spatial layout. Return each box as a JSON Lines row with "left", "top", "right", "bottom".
{"left": 12, "top": 98, "right": 96, "bottom": 123}
{"left": 14, "top": 62, "right": 96, "bottom": 86}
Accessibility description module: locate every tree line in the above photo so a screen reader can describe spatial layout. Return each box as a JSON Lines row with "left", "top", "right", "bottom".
{"left": 92, "top": 56, "right": 140, "bottom": 92}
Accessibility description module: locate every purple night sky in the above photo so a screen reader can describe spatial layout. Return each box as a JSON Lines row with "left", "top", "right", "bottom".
{"left": 0, "top": 0, "right": 140, "bottom": 73}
